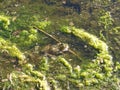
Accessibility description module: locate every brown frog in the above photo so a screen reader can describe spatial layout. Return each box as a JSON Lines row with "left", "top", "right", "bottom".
{"left": 41, "top": 43, "right": 69, "bottom": 56}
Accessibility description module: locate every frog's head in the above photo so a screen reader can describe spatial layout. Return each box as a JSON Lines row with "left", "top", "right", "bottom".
{"left": 57, "top": 43, "right": 69, "bottom": 52}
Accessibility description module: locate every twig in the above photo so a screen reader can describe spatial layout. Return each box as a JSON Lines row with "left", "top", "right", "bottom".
{"left": 33, "top": 26, "right": 61, "bottom": 43}
{"left": 68, "top": 49, "right": 82, "bottom": 61}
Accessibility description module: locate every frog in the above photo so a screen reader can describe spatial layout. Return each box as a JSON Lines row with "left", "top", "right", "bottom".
{"left": 40, "top": 43, "right": 69, "bottom": 57}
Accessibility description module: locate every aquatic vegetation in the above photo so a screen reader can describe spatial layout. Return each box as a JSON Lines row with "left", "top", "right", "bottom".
{"left": 37, "top": 57, "right": 49, "bottom": 73}
{"left": 98, "top": 10, "right": 114, "bottom": 40}
{"left": 0, "top": 0, "right": 120, "bottom": 89}
{"left": 3, "top": 64, "right": 51, "bottom": 90}
{"left": 58, "top": 56, "right": 72, "bottom": 73}
{"left": 0, "top": 15, "right": 12, "bottom": 38}
{"left": 61, "top": 26, "right": 109, "bottom": 53}
{"left": 10, "top": 20, "right": 51, "bottom": 50}
{"left": 98, "top": 11, "right": 113, "bottom": 30}
{"left": 1, "top": 16, "right": 120, "bottom": 89}
{"left": 0, "top": 37, "right": 25, "bottom": 64}
{"left": 112, "top": 26, "right": 120, "bottom": 33}
{"left": 0, "top": 15, "right": 52, "bottom": 89}
{"left": 0, "top": 15, "right": 10, "bottom": 30}
{"left": 35, "top": 20, "right": 51, "bottom": 30}
{"left": 61, "top": 26, "right": 120, "bottom": 87}
{"left": 12, "top": 28, "right": 38, "bottom": 49}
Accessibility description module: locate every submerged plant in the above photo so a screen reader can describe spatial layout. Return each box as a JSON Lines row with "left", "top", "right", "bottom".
{"left": 1, "top": 11, "right": 120, "bottom": 90}
{"left": 98, "top": 11, "right": 113, "bottom": 30}
{"left": 11, "top": 28, "right": 38, "bottom": 49}
{"left": 98, "top": 11, "right": 114, "bottom": 41}
{"left": 3, "top": 64, "right": 51, "bottom": 90}
{"left": 0, "top": 15, "right": 12, "bottom": 38}
{"left": 0, "top": 37, "right": 25, "bottom": 64}
{"left": 60, "top": 26, "right": 120, "bottom": 87}
{"left": 0, "top": 15, "right": 10, "bottom": 30}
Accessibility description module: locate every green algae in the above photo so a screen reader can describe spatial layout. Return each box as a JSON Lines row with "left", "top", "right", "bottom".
{"left": 61, "top": 26, "right": 109, "bottom": 53}
{"left": 58, "top": 56, "right": 73, "bottom": 73}
{"left": 0, "top": 15, "right": 10, "bottom": 30}
{"left": 0, "top": 0, "right": 120, "bottom": 90}
{"left": 0, "top": 37, "right": 25, "bottom": 64}
{"left": 0, "top": 14, "right": 120, "bottom": 90}
{"left": 60, "top": 26, "right": 120, "bottom": 87}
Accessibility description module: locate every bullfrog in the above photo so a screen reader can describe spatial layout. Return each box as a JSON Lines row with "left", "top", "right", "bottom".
{"left": 41, "top": 43, "right": 69, "bottom": 57}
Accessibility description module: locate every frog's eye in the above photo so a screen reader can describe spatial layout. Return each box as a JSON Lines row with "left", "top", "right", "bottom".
{"left": 63, "top": 45, "right": 69, "bottom": 51}
{"left": 57, "top": 43, "right": 62, "bottom": 45}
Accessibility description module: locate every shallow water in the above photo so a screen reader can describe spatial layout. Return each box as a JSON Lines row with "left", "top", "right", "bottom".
{"left": 0, "top": 0, "right": 120, "bottom": 90}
